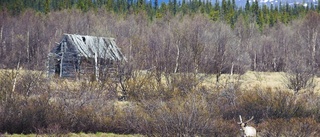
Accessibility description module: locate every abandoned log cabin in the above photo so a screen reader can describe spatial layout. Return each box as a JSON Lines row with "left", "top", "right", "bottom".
{"left": 47, "top": 34, "right": 126, "bottom": 80}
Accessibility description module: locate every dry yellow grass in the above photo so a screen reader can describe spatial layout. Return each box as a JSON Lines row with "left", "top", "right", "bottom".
{"left": 3, "top": 69, "right": 318, "bottom": 93}
{"left": 200, "top": 71, "right": 286, "bottom": 90}
{"left": 2, "top": 68, "right": 320, "bottom": 93}
{"left": 199, "top": 71, "right": 320, "bottom": 93}
{"left": 238, "top": 71, "right": 287, "bottom": 90}
{"left": 312, "top": 77, "right": 320, "bottom": 92}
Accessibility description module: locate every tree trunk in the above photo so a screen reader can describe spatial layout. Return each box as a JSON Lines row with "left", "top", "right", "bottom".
{"left": 95, "top": 53, "right": 99, "bottom": 81}
{"left": 27, "top": 31, "right": 30, "bottom": 62}
{"left": 12, "top": 61, "right": 20, "bottom": 93}
{"left": 0, "top": 26, "right": 2, "bottom": 56}
{"left": 311, "top": 29, "right": 317, "bottom": 67}
{"left": 231, "top": 62, "right": 234, "bottom": 75}
{"left": 60, "top": 55, "right": 63, "bottom": 77}
{"left": 60, "top": 42, "right": 65, "bottom": 77}
{"left": 174, "top": 43, "right": 180, "bottom": 73}
{"left": 254, "top": 52, "right": 257, "bottom": 71}
{"left": 0, "top": 26, "right": 2, "bottom": 43}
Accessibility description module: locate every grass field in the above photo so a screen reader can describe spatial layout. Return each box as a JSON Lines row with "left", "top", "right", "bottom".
{"left": 201, "top": 70, "right": 320, "bottom": 93}
{"left": 1, "top": 69, "right": 319, "bottom": 136}
{"left": 201, "top": 71, "right": 287, "bottom": 89}
{"left": 5, "top": 68, "right": 319, "bottom": 90}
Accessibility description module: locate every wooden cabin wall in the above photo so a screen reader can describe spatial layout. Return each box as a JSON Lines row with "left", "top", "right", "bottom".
{"left": 78, "top": 57, "right": 118, "bottom": 81}
{"left": 60, "top": 52, "right": 78, "bottom": 77}
{"left": 47, "top": 54, "right": 119, "bottom": 80}
{"left": 56, "top": 37, "right": 80, "bottom": 78}
{"left": 78, "top": 57, "right": 95, "bottom": 80}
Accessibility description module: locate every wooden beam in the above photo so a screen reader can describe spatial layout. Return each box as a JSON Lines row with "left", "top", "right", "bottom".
{"left": 95, "top": 53, "right": 99, "bottom": 81}
{"left": 60, "top": 42, "right": 64, "bottom": 77}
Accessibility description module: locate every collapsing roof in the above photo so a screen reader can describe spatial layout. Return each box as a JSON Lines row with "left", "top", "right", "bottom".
{"left": 51, "top": 34, "right": 126, "bottom": 61}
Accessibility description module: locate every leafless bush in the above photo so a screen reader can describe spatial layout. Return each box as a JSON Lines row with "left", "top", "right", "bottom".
{"left": 0, "top": 70, "right": 52, "bottom": 134}
{"left": 217, "top": 77, "right": 243, "bottom": 119}
{"left": 0, "top": 69, "right": 319, "bottom": 135}
{"left": 258, "top": 118, "right": 320, "bottom": 137}
{"left": 145, "top": 94, "right": 213, "bottom": 136}
{"left": 169, "top": 73, "right": 200, "bottom": 97}
{"left": 284, "top": 39, "right": 316, "bottom": 93}
{"left": 0, "top": 70, "right": 120, "bottom": 133}
{"left": 123, "top": 71, "right": 159, "bottom": 101}
{"left": 51, "top": 79, "right": 118, "bottom": 132}
{"left": 211, "top": 119, "right": 239, "bottom": 137}
{"left": 237, "top": 88, "right": 311, "bottom": 121}
{"left": 284, "top": 71, "right": 315, "bottom": 94}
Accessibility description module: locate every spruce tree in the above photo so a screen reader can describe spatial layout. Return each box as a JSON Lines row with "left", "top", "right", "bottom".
{"left": 245, "top": 0, "right": 250, "bottom": 12}
{"left": 154, "top": 0, "right": 158, "bottom": 10}
{"left": 181, "top": 0, "right": 188, "bottom": 15}
{"left": 318, "top": 0, "right": 320, "bottom": 12}
{"left": 105, "top": 0, "right": 113, "bottom": 12}
{"left": 44, "top": 0, "right": 50, "bottom": 14}
{"left": 11, "top": 0, "right": 24, "bottom": 15}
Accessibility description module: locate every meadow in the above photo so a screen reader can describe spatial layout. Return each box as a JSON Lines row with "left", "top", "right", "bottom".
{"left": 0, "top": 69, "right": 319, "bottom": 136}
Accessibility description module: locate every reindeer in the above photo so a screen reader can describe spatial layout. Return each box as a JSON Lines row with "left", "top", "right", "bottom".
{"left": 237, "top": 115, "right": 257, "bottom": 137}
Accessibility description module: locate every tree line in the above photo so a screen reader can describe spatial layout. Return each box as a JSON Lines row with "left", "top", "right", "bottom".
{"left": 0, "top": 9, "right": 319, "bottom": 76}
{"left": 1, "top": 0, "right": 320, "bottom": 29}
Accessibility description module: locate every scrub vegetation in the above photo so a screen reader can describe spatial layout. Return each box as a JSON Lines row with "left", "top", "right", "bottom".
{"left": 0, "top": 70, "right": 319, "bottom": 136}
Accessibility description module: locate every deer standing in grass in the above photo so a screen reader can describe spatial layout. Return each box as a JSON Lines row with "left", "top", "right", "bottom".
{"left": 237, "top": 115, "right": 257, "bottom": 137}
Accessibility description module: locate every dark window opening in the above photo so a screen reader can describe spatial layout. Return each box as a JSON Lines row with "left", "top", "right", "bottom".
{"left": 55, "top": 61, "right": 60, "bottom": 75}
{"left": 82, "top": 37, "right": 86, "bottom": 43}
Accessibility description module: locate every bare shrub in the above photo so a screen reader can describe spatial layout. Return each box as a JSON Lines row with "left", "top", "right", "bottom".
{"left": 124, "top": 71, "right": 159, "bottom": 101}
{"left": 237, "top": 87, "right": 310, "bottom": 121}
{"left": 0, "top": 70, "right": 52, "bottom": 134}
{"left": 51, "top": 79, "right": 117, "bottom": 132}
{"left": 0, "top": 69, "right": 319, "bottom": 135}
{"left": 121, "top": 69, "right": 205, "bottom": 102}
{"left": 0, "top": 69, "right": 135, "bottom": 134}
{"left": 169, "top": 73, "right": 200, "bottom": 97}
{"left": 211, "top": 119, "right": 239, "bottom": 137}
{"left": 138, "top": 92, "right": 216, "bottom": 136}
{"left": 284, "top": 71, "right": 315, "bottom": 94}
{"left": 217, "top": 78, "right": 243, "bottom": 119}
{"left": 0, "top": 70, "right": 18, "bottom": 104}
{"left": 258, "top": 118, "right": 320, "bottom": 137}
{"left": 284, "top": 36, "right": 316, "bottom": 93}
{"left": 35, "top": 123, "right": 68, "bottom": 136}
{"left": 295, "top": 91, "right": 320, "bottom": 122}
{"left": 118, "top": 102, "right": 144, "bottom": 134}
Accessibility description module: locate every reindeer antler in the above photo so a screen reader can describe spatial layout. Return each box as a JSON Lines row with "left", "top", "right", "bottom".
{"left": 243, "top": 116, "right": 254, "bottom": 123}
{"left": 238, "top": 115, "right": 254, "bottom": 124}
{"left": 237, "top": 115, "right": 243, "bottom": 124}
